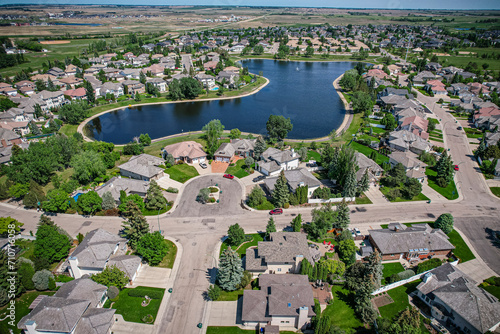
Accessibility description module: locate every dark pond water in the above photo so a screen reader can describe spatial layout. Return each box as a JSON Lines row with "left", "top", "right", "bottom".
{"left": 88, "top": 59, "right": 359, "bottom": 144}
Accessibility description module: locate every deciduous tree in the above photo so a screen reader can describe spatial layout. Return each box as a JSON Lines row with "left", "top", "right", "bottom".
{"left": 266, "top": 115, "right": 293, "bottom": 141}
{"left": 435, "top": 213, "right": 454, "bottom": 234}
{"left": 136, "top": 232, "right": 168, "bottom": 265}
{"left": 91, "top": 265, "right": 129, "bottom": 290}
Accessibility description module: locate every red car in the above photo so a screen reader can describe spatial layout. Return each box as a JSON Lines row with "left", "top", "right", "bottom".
{"left": 223, "top": 174, "right": 234, "bottom": 179}
{"left": 454, "top": 165, "right": 459, "bottom": 171}
{"left": 269, "top": 208, "right": 283, "bottom": 215}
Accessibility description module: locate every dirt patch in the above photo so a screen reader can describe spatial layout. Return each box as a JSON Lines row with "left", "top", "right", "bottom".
{"left": 39, "top": 40, "right": 71, "bottom": 45}
{"left": 372, "top": 293, "right": 394, "bottom": 308}
{"left": 458, "top": 51, "right": 475, "bottom": 55}
{"left": 433, "top": 53, "right": 450, "bottom": 56}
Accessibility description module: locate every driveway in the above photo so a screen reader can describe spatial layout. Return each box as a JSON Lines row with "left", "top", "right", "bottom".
{"left": 364, "top": 184, "right": 389, "bottom": 204}
{"left": 170, "top": 175, "right": 247, "bottom": 218}
{"left": 112, "top": 315, "right": 154, "bottom": 334}
{"left": 207, "top": 300, "right": 242, "bottom": 327}
{"left": 193, "top": 162, "right": 212, "bottom": 175}
{"left": 157, "top": 175, "right": 183, "bottom": 192}
{"left": 131, "top": 264, "right": 171, "bottom": 289}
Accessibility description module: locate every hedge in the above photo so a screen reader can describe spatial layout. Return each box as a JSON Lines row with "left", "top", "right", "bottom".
{"left": 127, "top": 287, "right": 163, "bottom": 299}
{"left": 417, "top": 258, "right": 442, "bottom": 274}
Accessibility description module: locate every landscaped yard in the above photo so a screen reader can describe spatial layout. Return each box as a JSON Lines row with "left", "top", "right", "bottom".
{"left": 225, "top": 159, "right": 251, "bottom": 179}
{"left": 218, "top": 289, "right": 245, "bottom": 302}
{"left": 425, "top": 167, "right": 458, "bottom": 200}
{"left": 206, "top": 327, "right": 256, "bottom": 334}
{"left": 157, "top": 239, "right": 178, "bottom": 269}
{"left": 306, "top": 150, "right": 321, "bottom": 162}
{"left": 382, "top": 262, "right": 405, "bottom": 285}
{"left": 0, "top": 291, "right": 55, "bottom": 334}
{"left": 464, "top": 127, "right": 483, "bottom": 139}
{"left": 164, "top": 164, "right": 199, "bottom": 183}
{"left": 355, "top": 194, "right": 373, "bottom": 205}
{"left": 350, "top": 141, "right": 389, "bottom": 166}
{"left": 220, "top": 233, "right": 265, "bottom": 258}
{"left": 105, "top": 286, "right": 165, "bottom": 323}
{"left": 254, "top": 198, "right": 275, "bottom": 210}
{"left": 320, "top": 285, "right": 364, "bottom": 332}
{"left": 491, "top": 187, "right": 500, "bottom": 198}
{"left": 380, "top": 186, "right": 429, "bottom": 202}
{"left": 480, "top": 277, "right": 500, "bottom": 299}
{"left": 377, "top": 280, "right": 421, "bottom": 320}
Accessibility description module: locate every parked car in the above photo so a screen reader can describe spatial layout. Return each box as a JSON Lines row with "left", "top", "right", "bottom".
{"left": 269, "top": 208, "right": 283, "bottom": 215}
{"left": 223, "top": 174, "right": 234, "bottom": 179}
{"left": 457, "top": 126, "right": 463, "bottom": 130}
{"left": 354, "top": 227, "right": 362, "bottom": 237}
{"left": 454, "top": 165, "right": 459, "bottom": 171}
{"left": 253, "top": 175, "right": 265, "bottom": 182}
{"left": 199, "top": 162, "right": 208, "bottom": 169}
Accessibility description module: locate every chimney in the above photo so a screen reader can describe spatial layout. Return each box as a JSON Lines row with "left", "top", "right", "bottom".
{"left": 295, "top": 254, "right": 304, "bottom": 274}
{"left": 25, "top": 320, "right": 37, "bottom": 334}
{"left": 298, "top": 306, "right": 309, "bottom": 331}
{"left": 68, "top": 257, "right": 82, "bottom": 279}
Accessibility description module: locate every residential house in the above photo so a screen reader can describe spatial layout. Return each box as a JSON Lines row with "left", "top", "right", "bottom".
{"left": 195, "top": 73, "right": 216, "bottom": 89}
{"left": 96, "top": 176, "right": 149, "bottom": 204}
{"left": 241, "top": 274, "right": 315, "bottom": 331}
{"left": 257, "top": 148, "right": 300, "bottom": 176}
{"left": 473, "top": 106, "right": 500, "bottom": 125}
{"left": 0, "top": 85, "right": 17, "bottom": 97}
{"left": 214, "top": 139, "right": 256, "bottom": 162}
{"left": 18, "top": 277, "right": 115, "bottom": 334}
{"left": 162, "top": 141, "right": 207, "bottom": 164}
{"left": 119, "top": 69, "right": 141, "bottom": 80}
{"left": 354, "top": 152, "right": 384, "bottom": 183}
{"left": 141, "top": 64, "right": 165, "bottom": 77}
{"left": 387, "top": 130, "right": 431, "bottom": 155}
{"left": 369, "top": 222, "right": 454, "bottom": 261}
{"left": 363, "top": 68, "right": 389, "bottom": 80}
{"left": 394, "top": 107, "right": 426, "bottom": 122}
{"left": 47, "top": 67, "right": 65, "bottom": 78}
{"left": 475, "top": 115, "right": 500, "bottom": 132}
{"left": 122, "top": 80, "right": 145, "bottom": 95}
{"left": 0, "top": 121, "right": 30, "bottom": 136}
{"left": 416, "top": 263, "right": 500, "bottom": 334}
{"left": 216, "top": 71, "right": 240, "bottom": 89}
{"left": 118, "top": 153, "right": 165, "bottom": 181}
{"left": 58, "top": 76, "right": 84, "bottom": 89}
{"left": 36, "top": 90, "right": 66, "bottom": 109}
{"left": 263, "top": 168, "right": 320, "bottom": 199}
{"left": 425, "top": 62, "right": 442, "bottom": 72}
{"left": 399, "top": 116, "right": 429, "bottom": 139}
{"left": 146, "top": 78, "right": 167, "bottom": 92}
{"left": 0, "top": 108, "right": 27, "bottom": 122}
{"left": 64, "top": 87, "right": 86, "bottom": 100}
{"left": 99, "top": 82, "right": 124, "bottom": 98}
{"left": 389, "top": 151, "right": 428, "bottom": 182}
{"left": 425, "top": 80, "right": 448, "bottom": 95}
{"left": 67, "top": 228, "right": 142, "bottom": 282}
{"left": 380, "top": 95, "right": 409, "bottom": 108}
{"left": 64, "top": 64, "right": 80, "bottom": 77}
{"left": 30, "top": 74, "right": 57, "bottom": 84}
{"left": 413, "top": 71, "right": 437, "bottom": 87}
{"left": 485, "top": 132, "right": 500, "bottom": 147}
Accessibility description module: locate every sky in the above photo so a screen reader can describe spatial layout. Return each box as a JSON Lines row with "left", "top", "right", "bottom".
{"left": 2, "top": 0, "right": 500, "bottom": 10}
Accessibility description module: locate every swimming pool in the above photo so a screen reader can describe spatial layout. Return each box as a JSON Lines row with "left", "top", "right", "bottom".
{"left": 72, "top": 192, "right": 83, "bottom": 202}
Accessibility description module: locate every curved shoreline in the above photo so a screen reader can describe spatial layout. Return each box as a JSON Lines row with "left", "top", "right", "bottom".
{"left": 78, "top": 62, "right": 353, "bottom": 144}
{"left": 78, "top": 76, "right": 270, "bottom": 143}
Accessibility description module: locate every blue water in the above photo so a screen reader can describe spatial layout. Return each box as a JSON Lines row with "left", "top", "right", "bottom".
{"left": 89, "top": 59, "right": 359, "bottom": 144}
{"left": 72, "top": 192, "right": 83, "bottom": 202}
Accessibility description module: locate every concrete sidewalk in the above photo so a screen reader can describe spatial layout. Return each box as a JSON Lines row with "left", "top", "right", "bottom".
{"left": 157, "top": 175, "right": 183, "bottom": 191}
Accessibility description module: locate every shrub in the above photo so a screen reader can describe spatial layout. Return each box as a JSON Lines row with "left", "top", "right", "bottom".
{"left": 128, "top": 288, "right": 163, "bottom": 299}
{"left": 207, "top": 284, "right": 221, "bottom": 301}
{"left": 166, "top": 187, "right": 179, "bottom": 193}
{"left": 107, "top": 286, "right": 120, "bottom": 300}
{"left": 283, "top": 203, "right": 290, "bottom": 209}
{"left": 209, "top": 187, "right": 219, "bottom": 193}
{"left": 417, "top": 258, "right": 442, "bottom": 274}
{"left": 55, "top": 274, "right": 74, "bottom": 283}
{"left": 485, "top": 277, "right": 500, "bottom": 286}
{"left": 32, "top": 270, "right": 54, "bottom": 291}
{"left": 435, "top": 213, "right": 454, "bottom": 234}
{"left": 436, "top": 177, "right": 448, "bottom": 188}
{"left": 19, "top": 262, "right": 35, "bottom": 290}
{"left": 136, "top": 232, "right": 169, "bottom": 266}
{"left": 398, "top": 269, "right": 416, "bottom": 280}
{"left": 48, "top": 276, "right": 56, "bottom": 290}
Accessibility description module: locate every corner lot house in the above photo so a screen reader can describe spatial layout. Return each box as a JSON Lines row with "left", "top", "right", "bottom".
{"left": 416, "top": 263, "right": 500, "bottom": 334}
{"left": 118, "top": 153, "right": 165, "bottom": 181}
{"left": 263, "top": 168, "right": 320, "bottom": 199}
{"left": 389, "top": 151, "right": 428, "bottom": 183}
{"left": 242, "top": 274, "right": 315, "bottom": 331}
{"left": 257, "top": 148, "right": 300, "bottom": 176}
{"left": 67, "top": 228, "right": 142, "bottom": 282}
{"left": 245, "top": 232, "right": 314, "bottom": 277}
{"left": 96, "top": 176, "right": 149, "bottom": 204}
{"left": 162, "top": 141, "right": 207, "bottom": 164}
{"left": 368, "top": 222, "right": 454, "bottom": 261}
{"left": 18, "top": 277, "right": 115, "bottom": 334}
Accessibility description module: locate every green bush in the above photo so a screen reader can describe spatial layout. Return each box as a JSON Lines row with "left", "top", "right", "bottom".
{"left": 165, "top": 187, "right": 178, "bottom": 193}
{"left": 485, "top": 277, "right": 500, "bottom": 286}
{"left": 417, "top": 258, "right": 442, "bottom": 274}
{"left": 55, "top": 274, "right": 75, "bottom": 283}
{"left": 127, "top": 287, "right": 163, "bottom": 299}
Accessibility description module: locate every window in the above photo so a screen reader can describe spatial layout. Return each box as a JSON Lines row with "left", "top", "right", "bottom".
{"left": 277, "top": 268, "right": 282, "bottom": 272}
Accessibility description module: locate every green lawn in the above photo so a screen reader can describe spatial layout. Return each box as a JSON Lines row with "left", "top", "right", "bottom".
{"left": 157, "top": 239, "right": 178, "bottom": 269}
{"left": 225, "top": 159, "right": 251, "bottom": 179}
{"left": 380, "top": 186, "right": 429, "bottom": 202}
{"left": 15, "top": 238, "right": 36, "bottom": 260}
{"left": 206, "top": 327, "right": 255, "bottom": 334}
{"left": 142, "top": 205, "right": 170, "bottom": 216}
{"left": 382, "top": 262, "right": 405, "bottom": 285}
{"left": 350, "top": 141, "right": 389, "bottom": 166}
{"left": 220, "top": 233, "right": 265, "bottom": 258}
{"left": 218, "top": 290, "right": 245, "bottom": 301}
{"left": 354, "top": 194, "right": 373, "bottom": 205}
{"left": 0, "top": 291, "right": 55, "bottom": 334}
{"left": 481, "top": 277, "right": 500, "bottom": 299}
{"left": 491, "top": 187, "right": 500, "bottom": 198}
{"left": 106, "top": 286, "right": 165, "bottom": 323}
{"left": 306, "top": 150, "right": 321, "bottom": 162}
{"left": 447, "top": 229, "right": 475, "bottom": 263}
{"left": 320, "top": 285, "right": 364, "bottom": 332}
{"left": 164, "top": 164, "right": 199, "bottom": 183}
{"left": 377, "top": 280, "right": 421, "bottom": 320}
{"left": 425, "top": 167, "right": 458, "bottom": 200}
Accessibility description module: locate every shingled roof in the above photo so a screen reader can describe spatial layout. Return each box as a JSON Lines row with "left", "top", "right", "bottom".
{"left": 264, "top": 168, "right": 320, "bottom": 192}
{"left": 70, "top": 229, "right": 126, "bottom": 268}
{"left": 417, "top": 264, "right": 500, "bottom": 333}
{"left": 369, "top": 223, "right": 454, "bottom": 255}
{"left": 54, "top": 277, "right": 107, "bottom": 308}
{"left": 118, "top": 153, "right": 164, "bottom": 179}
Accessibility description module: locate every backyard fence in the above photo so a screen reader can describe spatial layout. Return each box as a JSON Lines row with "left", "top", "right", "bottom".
{"left": 371, "top": 260, "right": 459, "bottom": 295}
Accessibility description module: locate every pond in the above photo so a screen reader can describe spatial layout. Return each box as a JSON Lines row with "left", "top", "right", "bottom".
{"left": 88, "top": 59, "right": 360, "bottom": 144}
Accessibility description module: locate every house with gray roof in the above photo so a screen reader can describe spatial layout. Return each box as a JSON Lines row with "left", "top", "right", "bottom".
{"left": 96, "top": 176, "right": 149, "bottom": 204}
{"left": 214, "top": 138, "right": 256, "bottom": 162}
{"left": 389, "top": 151, "right": 428, "bottom": 182}
{"left": 245, "top": 232, "right": 314, "bottom": 277}
{"left": 355, "top": 152, "right": 383, "bottom": 183}
{"left": 67, "top": 228, "right": 142, "bottom": 282}
{"left": 416, "top": 263, "right": 500, "bottom": 334}
{"left": 368, "top": 223, "right": 454, "bottom": 261}
{"left": 263, "top": 168, "right": 320, "bottom": 199}
{"left": 241, "top": 274, "right": 315, "bottom": 331}
{"left": 118, "top": 153, "right": 165, "bottom": 181}
{"left": 257, "top": 148, "right": 300, "bottom": 176}
{"left": 18, "top": 277, "right": 115, "bottom": 334}
{"left": 387, "top": 130, "right": 431, "bottom": 154}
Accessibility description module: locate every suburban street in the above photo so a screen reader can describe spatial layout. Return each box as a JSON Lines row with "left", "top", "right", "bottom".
{"left": 1, "top": 92, "right": 499, "bottom": 334}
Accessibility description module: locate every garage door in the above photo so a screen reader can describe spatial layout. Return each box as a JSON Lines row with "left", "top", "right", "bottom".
{"left": 223, "top": 157, "right": 230, "bottom": 162}
{"left": 199, "top": 157, "right": 206, "bottom": 162}
{"left": 192, "top": 158, "right": 198, "bottom": 163}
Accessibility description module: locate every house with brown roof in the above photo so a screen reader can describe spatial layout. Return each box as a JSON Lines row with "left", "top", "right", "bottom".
{"left": 241, "top": 274, "right": 315, "bottom": 331}
{"left": 162, "top": 141, "right": 207, "bottom": 164}
{"left": 245, "top": 232, "right": 315, "bottom": 277}
{"left": 416, "top": 264, "right": 500, "bottom": 334}
{"left": 368, "top": 223, "right": 454, "bottom": 262}
{"left": 64, "top": 87, "right": 87, "bottom": 100}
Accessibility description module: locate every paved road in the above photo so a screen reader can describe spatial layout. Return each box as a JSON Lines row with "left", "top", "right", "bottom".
{"left": 181, "top": 54, "right": 192, "bottom": 72}
{"left": 2, "top": 92, "right": 500, "bottom": 333}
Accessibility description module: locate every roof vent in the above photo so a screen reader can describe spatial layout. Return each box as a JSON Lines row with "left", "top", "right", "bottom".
{"left": 288, "top": 303, "right": 292, "bottom": 307}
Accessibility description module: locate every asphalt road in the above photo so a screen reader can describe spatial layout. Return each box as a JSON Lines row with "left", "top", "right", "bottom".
{"left": 2, "top": 91, "right": 500, "bottom": 334}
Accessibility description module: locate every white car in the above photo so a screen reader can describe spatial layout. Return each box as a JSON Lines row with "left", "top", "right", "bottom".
{"left": 354, "top": 228, "right": 362, "bottom": 237}
{"left": 199, "top": 162, "right": 208, "bottom": 169}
